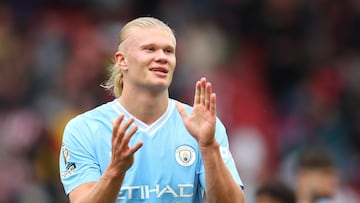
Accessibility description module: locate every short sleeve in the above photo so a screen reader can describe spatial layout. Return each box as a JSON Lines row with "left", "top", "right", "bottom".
{"left": 59, "top": 117, "right": 101, "bottom": 195}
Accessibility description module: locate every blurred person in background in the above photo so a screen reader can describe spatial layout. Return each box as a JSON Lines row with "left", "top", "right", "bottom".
{"left": 294, "top": 147, "right": 338, "bottom": 203}
{"left": 255, "top": 179, "right": 295, "bottom": 203}
{"left": 59, "top": 16, "right": 244, "bottom": 203}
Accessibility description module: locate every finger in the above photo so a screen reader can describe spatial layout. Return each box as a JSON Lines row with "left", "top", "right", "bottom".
{"left": 120, "top": 124, "right": 138, "bottom": 150}
{"left": 176, "top": 102, "right": 188, "bottom": 119}
{"left": 210, "top": 93, "right": 217, "bottom": 117}
{"left": 194, "top": 81, "right": 201, "bottom": 105}
{"left": 205, "top": 82, "right": 212, "bottom": 110}
{"left": 200, "top": 78, "right": 206, "bottom": 105}
{"left": 114, "top": 117, "right": 134, "bottom": 149}
{"left": 112, "top": 114, "right": 125, "bottom": 144}
{"left": 118, "top": 117, "right": 135, "bottom": 137}
{"left": 129, "top": 141, "right": 143, "bottom": 154}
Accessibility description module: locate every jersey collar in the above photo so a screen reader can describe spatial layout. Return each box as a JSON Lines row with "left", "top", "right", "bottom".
{"left": 111, "top": 98, "right": 175, "bottom": 136}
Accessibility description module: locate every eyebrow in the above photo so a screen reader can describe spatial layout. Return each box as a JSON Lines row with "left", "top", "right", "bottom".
{"left": 141, "top": 43, "right": 175, "bottom": 50}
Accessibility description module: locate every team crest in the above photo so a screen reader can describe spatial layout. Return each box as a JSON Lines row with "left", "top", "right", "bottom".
{"left": 175, "top": 145, "right": 196, "bottom": 167}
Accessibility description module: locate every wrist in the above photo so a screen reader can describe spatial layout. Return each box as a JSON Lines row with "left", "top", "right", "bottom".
{"left": 199, "top": 140, "right": 219, "bottom": 151}
{"left": 105, "top": 164, "right": 126, "bottom": 181}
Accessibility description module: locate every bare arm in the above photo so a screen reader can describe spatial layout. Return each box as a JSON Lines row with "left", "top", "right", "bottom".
{"left": 69, "top": 115, "right": 143, "bottom": 203}
{"left": 176, "top": 77, "right": 244, "bottom": 203}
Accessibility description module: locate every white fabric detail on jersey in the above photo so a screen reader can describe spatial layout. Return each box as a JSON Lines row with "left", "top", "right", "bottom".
{"left": 111, "top": 99, "right": 175, "bottom": 136}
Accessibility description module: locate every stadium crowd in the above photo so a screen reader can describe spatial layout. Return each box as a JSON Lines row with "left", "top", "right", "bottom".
{"left": 0, "top": 0, "right": 360, "bottom": 202}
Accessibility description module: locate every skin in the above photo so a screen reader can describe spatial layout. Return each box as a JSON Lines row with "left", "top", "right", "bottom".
{"left": 296, "top": 168, "right": 338, "bottom": 202}
{"left": 256, "top": 195, "right": 283, "bottom": 203}
{"left": 68, "top": 26, "right": 244, "bottom": 203}
{"left": 177, "top": 78, "right": 244, "bottom": 203}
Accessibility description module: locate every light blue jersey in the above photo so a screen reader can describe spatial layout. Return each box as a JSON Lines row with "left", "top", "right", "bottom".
{"left": 59, "top": 98, "right": 243, "bottom": 202}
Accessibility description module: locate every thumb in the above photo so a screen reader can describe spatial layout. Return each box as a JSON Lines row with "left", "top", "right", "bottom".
{"left": 176, "top": 102, "right": 188, "bottom": 119}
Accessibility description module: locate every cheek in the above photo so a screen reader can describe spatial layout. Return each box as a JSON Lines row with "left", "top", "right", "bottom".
{"left": 173, "top": 56, "right": 177, "bottom": 65}
{"left": 126, "top": 56, "right": 147, "bottom": 70}
{"left": 320, "top": 174, "right": 338, "bottom": 192}
{"left": 310, "top": 173, "right": 338, "bottom": 195}
{"left": 170, "top": 57, "right": 176, "bottom": 69}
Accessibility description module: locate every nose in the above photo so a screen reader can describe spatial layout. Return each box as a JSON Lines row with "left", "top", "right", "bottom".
{"left": 154, "top": 50, "right": 168, "bottom": 63}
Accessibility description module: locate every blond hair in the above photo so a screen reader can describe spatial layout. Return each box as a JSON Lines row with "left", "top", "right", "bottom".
{"left": 102, "top": 17, "right": 175, "bottom": 97}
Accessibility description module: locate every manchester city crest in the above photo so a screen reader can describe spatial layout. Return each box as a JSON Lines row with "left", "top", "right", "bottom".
{"left": 175, "top": 145, "right": 196, "bottom": 167}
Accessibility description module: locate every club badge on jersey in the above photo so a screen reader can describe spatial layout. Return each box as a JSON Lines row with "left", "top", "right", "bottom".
{"left": 175, "top": 145, "right": 196, "bottom": 167}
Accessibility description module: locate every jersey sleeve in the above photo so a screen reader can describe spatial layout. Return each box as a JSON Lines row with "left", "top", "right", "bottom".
{"left": 199, "top": 118, "right": 244, "bottom": 190}
{"left": 59, "top": 116, "right": 101, "bottom": 195}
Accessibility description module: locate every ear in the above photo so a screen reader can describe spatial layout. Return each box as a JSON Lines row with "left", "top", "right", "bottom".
{"left": 114, "top": 52, "right": 128, "bottom": 70}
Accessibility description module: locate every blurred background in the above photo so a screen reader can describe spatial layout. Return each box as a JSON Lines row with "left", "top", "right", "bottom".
{"left": 1, "top": 0, "right": 360, "bottom": 202}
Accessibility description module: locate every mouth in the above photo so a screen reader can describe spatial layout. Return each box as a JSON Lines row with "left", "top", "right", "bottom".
{"left": 149, "top": 67, "right": 169, "bottom": 74}
{"left": 149, "top": 67, "right": 169, "bottom": 79}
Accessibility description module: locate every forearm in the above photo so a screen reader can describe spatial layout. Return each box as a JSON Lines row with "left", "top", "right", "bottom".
{"left": 201, "top": 142, "right": 244, "bottom": 203}
{"left": 70, "top": 167, "right": 125, "bottom": 203}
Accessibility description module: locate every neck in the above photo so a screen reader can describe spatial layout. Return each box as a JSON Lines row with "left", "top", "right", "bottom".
{"left": 118, "top": 88, "right": 169, "bottom": 125}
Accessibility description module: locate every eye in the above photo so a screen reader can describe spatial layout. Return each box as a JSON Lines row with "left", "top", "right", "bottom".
{"left": 144, "top": 47, "right": 155, "bottom": 52}
{"left": 164, "top": 48, "right": 174, "bottom": 54}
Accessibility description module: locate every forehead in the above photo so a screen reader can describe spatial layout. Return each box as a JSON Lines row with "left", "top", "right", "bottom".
{"left": 124, "top": 27, "right": 176, "bottom": 48}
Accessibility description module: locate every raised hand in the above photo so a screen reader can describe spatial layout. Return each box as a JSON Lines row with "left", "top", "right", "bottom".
{"left": 176, "top": 77, "right": 217, "bottom": 147}
{"left": 109, "top": 114, "right": 143, "bottom": 174}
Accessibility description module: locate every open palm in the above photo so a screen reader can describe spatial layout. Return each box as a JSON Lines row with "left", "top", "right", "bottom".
{"left": 177, "top": 77, "right": 217, "bottom": 147}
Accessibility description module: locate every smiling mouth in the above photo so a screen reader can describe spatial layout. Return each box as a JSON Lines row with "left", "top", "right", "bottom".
{"left": 149, "top": 67, "right": 168, "bottom": 73}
